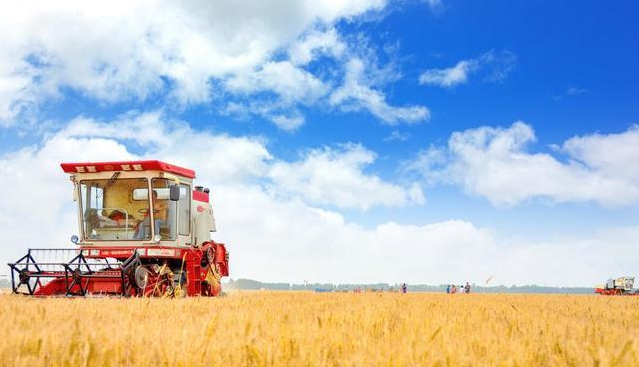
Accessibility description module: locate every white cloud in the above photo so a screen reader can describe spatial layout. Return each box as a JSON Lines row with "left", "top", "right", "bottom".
{"left": 407, "top": 121, "right": 639, "bottom": 206}
{"left": 225, "top": 61, "right": 328, "bottom": 105}
{"left": 563, "top": 126, "right": 639, "bottom": 184}
{"left": 216, "top": 184, "right": 639, "bottom": 285}
{"left": 330, "top": 58, "right": 430, "bottom": 124}
{"left": 61, "top": 112, "right": 273, "bottom": 184}
{"left": 52, "top": 111, "right": 424, "bottom": 209}
{"left": 223, "top": 60, "right": 327, "bottom": 131}
{"left": 419, "top": 60, "right": 479, "bottom": 88}
{"left": 383, "top": 130, "right": 410, "bottom": 142}
{"left": 268, "top": 144, "right": 425, "bottom": 210}
{"left": 2, "top": 114, "right": 639, "bottom": 286}
{"left": 62, "top": 111, "right": 172, "bottom": 147}
{"left": 0, "top": 0, "right": 386, "bottom": 126}
{"left": 288, "top": 28, "right": 346, "bottom": 66}
{"left": 224, "top": 33, "right": 430, "bottom": 129}
{"left": 268, "top": 114, "right": 306, "bottom": 131}
{"left": 0, "top": 0, "right": 431, "bottom": 131}
{"left": 419, "top": 50, "right": 516, "bottom": 88}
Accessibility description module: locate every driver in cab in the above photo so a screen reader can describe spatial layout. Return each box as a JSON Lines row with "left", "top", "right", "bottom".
{"left": 135, "top": 190, "right": 168, "bottom": 239}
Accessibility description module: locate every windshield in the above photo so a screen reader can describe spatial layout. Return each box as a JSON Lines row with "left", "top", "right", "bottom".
{"left": 80, "top": 178, "right": 150, "bottom": 240}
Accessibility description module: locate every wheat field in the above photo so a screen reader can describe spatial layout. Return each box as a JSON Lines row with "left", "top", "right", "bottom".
{"left": 1, "top": 292, "right": 638, "bottom": 366}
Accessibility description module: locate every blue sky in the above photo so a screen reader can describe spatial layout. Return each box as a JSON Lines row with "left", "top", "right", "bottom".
{"left": 0, "top": 1, "right": 638, "bottom": 286}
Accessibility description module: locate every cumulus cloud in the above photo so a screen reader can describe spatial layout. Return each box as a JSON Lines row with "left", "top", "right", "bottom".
{"left": 288, "top": 28, "right": 346, "bottom": 66}
{"left": 0, "top": 0, "right": 432, "bottom": 130}
{"left": 268, "top": 144, "right": 425, "bottom": 210}
{"left": 330, "top": 58, "right": 430, "bottom": 124}
{"left": 406, "top": 121, "right": 639, "bottom": 206}
{"left": 55, "top": 111, "right": 425, "bottom": 210}
{"left": 3, "top": 113, "right": 639, "bottom": 286}
{"left": 225, "top": 33, "right": 430, "bottom": 128}
{"left": 419, "top": 50, "right": 517, "bottom": 88}
{"left": 64, "top": 112, "right": 424, "bottom": 209}
{"left": 213, "top": 187, "right": 639, "bottom": 285}
{"left": 223, "top": 60, "right": 326, "bottom": 131}
{"left": 562, "top": 126, "right": 639, "bottom": 185}
{"left": 225, "top": 61, "right": 328, "bottom": 105}
{"left": 268, "top": 114, "right": 306, "bottom": 131}
{"left": 61, "top": 112, "right": 274, "bottom": 184}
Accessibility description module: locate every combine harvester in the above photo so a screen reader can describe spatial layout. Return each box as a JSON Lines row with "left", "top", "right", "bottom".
{"left": 8, "top": 160, "right": 229, "bottom": 297}
{"left": 595, "top": 276, "right": 639, "bottom": 296}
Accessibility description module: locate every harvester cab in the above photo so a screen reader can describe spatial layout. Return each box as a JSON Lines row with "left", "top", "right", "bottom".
{"left": 8, "top": 160, "right": 229, "bottom": 297}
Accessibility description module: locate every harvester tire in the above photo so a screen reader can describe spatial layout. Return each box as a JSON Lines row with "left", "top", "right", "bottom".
{"left": 134, "top": 265, "right": 150, "bottom": 289}
{"left": 18, "top": 269, "right": 30, "bottom": 285}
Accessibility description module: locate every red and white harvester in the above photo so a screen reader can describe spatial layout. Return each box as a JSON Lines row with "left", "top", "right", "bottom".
{"left": 8, "top": 160, "right": 229, "bottom": 297}
{"left": 595, "top": 277, "right": 638, "bottom": 296}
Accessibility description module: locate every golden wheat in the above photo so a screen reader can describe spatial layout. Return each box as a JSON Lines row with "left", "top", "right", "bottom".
{"left": 1, "top": 292, "right": 638, "bottom": 366}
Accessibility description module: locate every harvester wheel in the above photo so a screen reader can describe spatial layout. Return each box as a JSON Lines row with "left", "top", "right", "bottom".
{"left": 18, "top": 269, "right": 30, "bottom": 285}
{"left": 134, "top": 265, "right": 150, "bottom": 289}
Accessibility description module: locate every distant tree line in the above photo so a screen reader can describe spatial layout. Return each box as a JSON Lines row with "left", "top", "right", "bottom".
{"left": 223, "top": 279, "right": 594, "bottom": 294}
{"left": 0, "top": 277, "right": 594, "bottom": 294}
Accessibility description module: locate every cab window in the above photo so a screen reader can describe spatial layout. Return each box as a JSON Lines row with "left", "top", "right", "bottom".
{"left": 79, "top": 178, "right": 150, "bottom": 240}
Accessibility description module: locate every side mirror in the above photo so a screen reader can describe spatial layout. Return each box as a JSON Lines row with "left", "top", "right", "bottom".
{"left": 169, "top": 184, "right": 180, "bottom": 201}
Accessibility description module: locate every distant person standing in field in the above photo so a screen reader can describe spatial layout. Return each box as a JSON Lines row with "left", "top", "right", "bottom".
{"left": 401, "top": 283, "right": 407, "bottom": 293}
{"left": 465, "top": 282, "right": 471, "bottom": 294}
{"left": 451, "top": 285, "right": 457, "bottom": 294}
{"left": 446, "top": 285, "right": 450, "bottom": 294}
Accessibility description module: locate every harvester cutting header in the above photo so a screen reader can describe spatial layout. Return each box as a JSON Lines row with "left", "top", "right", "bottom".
{"left": 8, "top": 160, "right": 229, "bottom": 297}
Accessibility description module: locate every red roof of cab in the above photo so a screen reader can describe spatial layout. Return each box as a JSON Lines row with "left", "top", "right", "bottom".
{"left": 60, "top": 160, "right": 195, "bottom": 179}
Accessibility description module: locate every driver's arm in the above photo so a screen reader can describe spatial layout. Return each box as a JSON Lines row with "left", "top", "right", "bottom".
{"left": 155, "top": 201, "right": 168, "bottom": 221}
